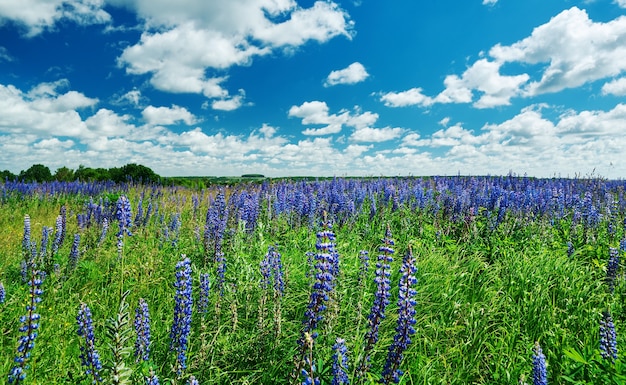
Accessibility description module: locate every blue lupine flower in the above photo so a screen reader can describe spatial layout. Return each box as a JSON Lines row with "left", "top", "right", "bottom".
{"left": 59, "top": 205, "right": 67, "bottom": 246}
{"left": 51, "top": 214, "right": 63, "bottom": 256}
{"left": 360, "top": 225, "right": 394, "bottom": 375}
{"left": 357, "top": 250, "right": 369, "bottom": 286}
{"left": 134, "top": 298, "right": 151, "bottom": 362}
{"left": 295, "top": 220, "right": 338, "bottom": 385}
{"left": 260, "top": 246, "right": 285, "bottom": 297}
{"left": 22, "top": 215, "right": 31, "bottom": 255}
{"left": 606, "top": 247, "right": 620, "bottom": 293}
{"left": 331, "top": 338, "right": 350, "bottom": 385}
{"left": 198, "top": 273, "right": 210, "bottom": 314}
{"left": 381, "top": 247, "right": 417, "bottom": 384}
{"left": 600, "top": 311, "right": 618, "bottom": 362}
{"left": 116, "top": 195, "right": 133, "bottom": 255}
{"left": 216, "top": 252, "right": 226, "bottom": 297}
{"left": 77, "top": 303, "right": 103, "bottom": 384}
{"left": 187, "top": 375, "right": 199, "bottom": 385}
{"left": 98, "top": 218, "right": 108, "bottom": 246}
{"left": 8, "top": 269, "right": 43, "bottom": 384}
{"left": 68, "top": 234, "right": 81, "bottom": 272}
{"left": 170, "top": 256, "right": 193, "bottom": 375}
{"left": 0, "top": 281, "right": 5, "bottom": 304}
{"left": 532, "top": 342, "right": 548, "bottom": 385}
{"left": 146, "top": 373, "right": 160, "bottom": 385}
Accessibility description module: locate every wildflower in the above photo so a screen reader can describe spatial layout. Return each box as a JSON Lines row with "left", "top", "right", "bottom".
{"left": 68, "top": 234, "right": 81, "bottom": 272}
{"left": 566, "top": 241, "right": 574, "bottom": 258}
{"left": 532, "top": 342, "right": 547, "bottom": 385}
{"left": 331, "top": 338, "right": 350, "bottom": 385}
{"left": 359, "top": 225, "right": 394, "bottom": 376}
{"left": 260, "top": 246, "right": 285, "bottom": 297}
{"left": 357, "top": 250, "right": 369, "bottom": 286}
{"left": 77, "top": 303, "right": 103, "bottom": 383}
{"left": 187, "top": 375, "right": 199, "bottom": 385}
{"left": 8, "top": 269, "right": 43, "bottom": 384}
{"left": 51, "top": 215, "right": 63, "bottom": 256}
{"left": 198, "top": 273, "right": 210, "bottom": 314}
{"left": 600, "top": 311, "right": 618, "bottom": 362}
{"left": 606, "top": 247, "right": 620, "bottom": 293}
{"left": 293, "top": 219, "right": 338, "bottom": 384}
{"left": 116, "top": 195, "right": 133, "bottom": 254}
{"left": 381, "top": 247, "right": 417, "bottom": 384}
{"left": 0, "top": 281, "right": 5, "bottom": 304}
{"left": 216, "top": 252, "right": 226, "bottom": 297}
{"left": 59, "top": 205, "right": 67, "bottom": 245}
{"left": 98, "top": 218, "right": 108, "bottom": 245}
{"left": 22, "top": 215, "right": 31, "bottom": 255}
{"left": 170, "top": 256, "right": 193, "bottom": 375}
{"left": 134, "top": 298, "right": 151, "bottom": 362}
{"left": 146, "top": 372, "right": 159, "bottom": 385}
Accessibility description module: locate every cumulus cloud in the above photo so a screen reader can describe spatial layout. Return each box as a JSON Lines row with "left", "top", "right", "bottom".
{"left": 0, "top": 0, "right": 110, "bottom": 36}
{"left": 211, "top": 90, "right": 246, "bottom": 111}
{"left": 483, "top": 0, "right": 498, "bottom": 5}
{"left": 116, "top": 0, "right": 353, "bottom": 100}
{"left": 615, "top": 0, "right": 626, "bottom": 8}
{"left": 350, "top": 126, "right": 403, "bottom": 142}
{"left": 602, "top": 78, "right": 626, "bottom": 96}
{"left": 382, "top": 7, "right": 626, "bottom": 109}
{"left": 324, "top": 62, "right": 369, "bottom": 86}
{"left": 142, "top": 105, "right": 197, "bottom": 125}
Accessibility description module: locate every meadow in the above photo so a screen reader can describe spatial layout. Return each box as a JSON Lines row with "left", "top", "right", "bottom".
{"left": 0, "top": 175, "right": 624, "bottom": 384}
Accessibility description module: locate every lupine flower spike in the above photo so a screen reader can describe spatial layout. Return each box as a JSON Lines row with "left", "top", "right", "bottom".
{"left": 77, "top": 303, "right": 103, "bottom": 384}
{"left": 331, "top": 338, "right": 350, "bottom": 385}
{"left": 532, "top": 342, "right": 548, "bottom": 385}
{"left": 170, "top": 256, "right": 193, "bottom": 376}
{"left": 134, "top": 298, "right": 151, "bottom": 362}
{"left": 600, "top": 311, "right": 618, "bottom": 362}
{"left": 0, "top": 281, "right": 5, "bottom": 304}
{"left": 381, "top": 246, "right": 417, "bottom": 384}
{"left": 8, "top": 269, "right": 43, "bottom": 384}
{"left": 358, "top": 225, "right": 394, "bottom": 377}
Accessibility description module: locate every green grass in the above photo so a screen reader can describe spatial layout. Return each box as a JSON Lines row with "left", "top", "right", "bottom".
{"left": 0, "top": 182, "right": 624, "bottom": 384}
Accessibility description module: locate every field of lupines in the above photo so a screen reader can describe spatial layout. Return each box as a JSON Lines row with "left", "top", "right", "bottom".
{"left": 0, "top": 175, "right": 625, "bottom": 384}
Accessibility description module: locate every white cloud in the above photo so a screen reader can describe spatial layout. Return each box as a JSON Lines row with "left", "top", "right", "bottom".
{"left": 483, "top": 0, "right": 498, "bottom": 5}
{"left": 211, "top": 90, "right": 246, "bottom": 111}
{"left": 324, "top": 62, "right": 369, "bottom": 86}
{"left": 0, "top": 0, "right": 110, "bottom": 36}
{"left": 380, "top": 88, "right": 434, "bottom": 107}
{"left": 350, "top": 126, "right": 403, "bottom": 142}
{"left": 142, "top": 105, "right": 197, "bottom": 125}
{"left": 117, "top": 1, "right": 353, "bottom": 100}
{"left": 383, "top": 7, "right": 626, "bottom": 109}
{"left": 289, "top": 101, "right": 383, "bottom": 137}
{"left": 602, "top": 78, "right": 626, "bottom": 96}
{"left": 616, "top": 0, "right": 626, "bottom": 8}
{"left": 490, "top": 7, "right": 626, "bottom": 95}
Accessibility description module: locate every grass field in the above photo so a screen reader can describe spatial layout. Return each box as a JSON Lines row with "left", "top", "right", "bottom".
{"left": 0, "top": 176, "right": 624, "bottom": 384}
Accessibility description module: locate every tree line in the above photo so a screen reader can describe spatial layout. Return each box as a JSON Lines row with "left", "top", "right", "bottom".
{"left": 0, "top": 163, "right": 161, "bottom": 184}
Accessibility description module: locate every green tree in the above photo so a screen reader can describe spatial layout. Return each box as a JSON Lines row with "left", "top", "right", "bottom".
{"left": 0, "top": 169, "right": 17, "bottom": 181}
{"left": 54, "top": 166, "right": 75, "bottom": 182}
{"left": 19, "top": 164, "right": 53, "bottom": 182}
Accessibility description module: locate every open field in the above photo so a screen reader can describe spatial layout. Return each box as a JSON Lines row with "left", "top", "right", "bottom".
{"left": 0, "top": 176, "right": 624, "bottom": 384}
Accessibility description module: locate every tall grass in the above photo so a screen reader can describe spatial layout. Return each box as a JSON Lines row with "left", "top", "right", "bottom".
{"left": 0, "top": 176, "right": 624, "bottom": 384}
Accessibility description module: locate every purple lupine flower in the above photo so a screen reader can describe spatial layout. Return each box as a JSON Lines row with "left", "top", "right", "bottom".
{"left": 170, "top": 256, "right": 193, "bottom": 375}
{"left": 134, "top": 198, "right": 144, "bottom": 228}
{"left": 295, "top": 220, "right": 338, "bottom": 384}
{"left": 331, "top": 338, "right": 350, "bottom": 385}
{"left": 198, "top": 273, "right": 210, "bottom": 314}
{"left": 216, "top": 252, "right": 226, "bottom": 297}
{"left": 134, "top": 298, "right": 151, "bottom": 362}
{"left": 146, "top": 372, "right": 160, "bottom": 385}
{"left": 22, "top": 215, "right": 31, "bottom": 255}
{"left": 8, "top": 269, "right": 43, "bottom": 384}
{"left": 606, "top": 247, "right": 620, "bottom": 293}
{"left": 0, "top": 281, "right": 5, "bottom": 304}
{"left": 68, "top": 234, "right": 81, "bottom": 272}
{"left": 59, "top": 205, "right": 67, "bottom": 246}
{"left": 98, "top": 218, "right": 108, "bottom": 245}
{"left": 532, "top": 342, "right": 547, "bottom": 385}
{"left": 51, "top": 215, "right": 63, "bottom": 256}
{"left": 600, "top": 311, "right": 618, "bottom": 362}
{"left": 116, "top": 195, "right": 133, "bottom": 255}
{"left": 39, "top": 226, "right": 51, "bottom": 261}
{"left": 187, "top": 375, "right": 199, "bottom": 385}
{"left": 260, "top": 246, "right": 285, "bottom": 297}
{"left": 381, "top": 247, "right": 417, "bottom": 384}
{"left": 359, "top": 225, "right": 394, "bottom": 375}
{"left": 77, "top": 303, "right": 103, "bottom": 384}
{"left": 566, "top": 241, "right": 574, "bottom": 258}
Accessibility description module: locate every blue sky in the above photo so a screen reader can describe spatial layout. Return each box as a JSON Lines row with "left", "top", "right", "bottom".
{"left": 1, "top": 0, "right": 626, "bottom": 177}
